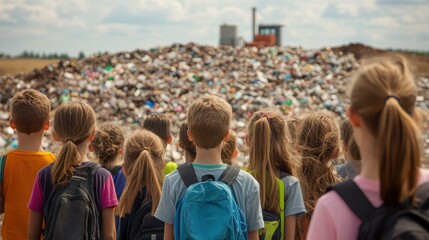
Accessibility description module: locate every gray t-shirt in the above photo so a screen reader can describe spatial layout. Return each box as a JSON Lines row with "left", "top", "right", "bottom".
{"left": 281, "top": 174, "right": 307, "bottom": 217}
{"left": 155, "top": 163, "right": 264, "bottom": 231}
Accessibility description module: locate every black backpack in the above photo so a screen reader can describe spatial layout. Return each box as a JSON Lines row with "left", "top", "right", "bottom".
{"left": 327, "top": 180, "right": 429, "bottom": 240}
{"left": 42, "top": 162, "right": 101, "bottom": 240}
{"left": 118, "top": 188, "right": 164, "bottom": 240}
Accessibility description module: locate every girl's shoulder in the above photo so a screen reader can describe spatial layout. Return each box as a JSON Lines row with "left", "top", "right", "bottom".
{"left": 279, "top": 172, "right": 299, "bottom": 185}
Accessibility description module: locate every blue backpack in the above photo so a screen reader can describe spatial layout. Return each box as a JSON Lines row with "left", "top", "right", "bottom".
{"left": 174, "top": 163, "right": 248, "bottom": 240}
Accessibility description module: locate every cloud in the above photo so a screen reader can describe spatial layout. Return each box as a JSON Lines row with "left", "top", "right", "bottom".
{"left": 377, "top": 0, "right": 429, "bottom": 4}
{"left": 0, "top": 0, "right": 428, "bottom": 56}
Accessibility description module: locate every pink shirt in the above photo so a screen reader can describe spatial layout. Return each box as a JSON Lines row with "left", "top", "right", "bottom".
{"left": 307, "top": 168, "right": 429, "bottom": 240}
{"left": 28, "top": 165, "right": 118, "bottom": 212}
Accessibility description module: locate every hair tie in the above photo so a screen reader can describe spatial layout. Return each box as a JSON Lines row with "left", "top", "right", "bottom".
{"left": 66, "top": 139, "right": 75, "bottom": 144}
{"left": 385, "top": 95, "right": 400, "bottom": 103}
{"left": 259, "top": 112, "right": 270, "bottom": 122}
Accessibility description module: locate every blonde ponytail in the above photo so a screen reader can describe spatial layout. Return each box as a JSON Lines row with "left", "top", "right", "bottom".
{"left": 52, "top": 102, "right": 96, "bottom": 185}
{"left": 350, "top": 55, "right": 420, "bottom": 205}
{"left": 248, "top": 112, "right": 280, "bottom": 212}
{"left": 116, "top": 130, "right": 164, "bottom": 217}
{"left": 378, "top": 98, "right": 420, "bottom": 205}
{"left": 116, "top": 150, "right": 162, "bottom": 217}
{"left": 52, "top": 141, "right": 81, "bottom": 185}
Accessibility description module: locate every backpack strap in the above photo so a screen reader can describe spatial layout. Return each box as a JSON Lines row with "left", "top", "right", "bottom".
{"left": 0, "top": 155, "right": 7, "bottom": 183}
{"left": 415, "top": 182, "right": 429, "bottom": 210}
{"left": 277, "top": 177, "right": 285, "bottom": 240}
{"left": 177, "top": 163, "right": 198, "bottom": 188}
{"left": 218, "top": 165, "right": 240, "bottom": 186}
{"left": 326, "top": 180, "right": 375, "bottom": 221}
{"left": 107, "top": 165, "right": 122, "bottom": 176}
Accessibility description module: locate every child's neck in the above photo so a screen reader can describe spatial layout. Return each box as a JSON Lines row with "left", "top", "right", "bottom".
{"left": 103, "top": 158, "right": 120, "bottom": 169}
{"left": 16, "top": 131, "right": 44, "bottom": 152}
{"left": 77, "top": 141, "right": 90, "bottom": 162}
{"left": 193, "top": 145, "right": 223, "bottom": 165}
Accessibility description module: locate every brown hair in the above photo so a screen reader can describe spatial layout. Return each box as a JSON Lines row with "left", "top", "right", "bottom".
{"left": 91, "top": 123, "right": 125, "bottom": 167}
{"left": 286, "top": 117, "right": 300, "bottom": 144}
{"left": 52, "top": 102, "right": 96, "bottom": 185}
{"left": 143, "top": 113, "right": 171, "bottom": 147}
{"left": 116, "top": 130, "right": 164, "bottom": 217}
{"left": 297, "top": 111, "right": 340, "bottom": 214}
{"left": 187, "top": 95, "right": 232, "bottom": 149}
{"left": 10, "top": 89, "right": 51, "bottom": 134}
{"left": 221, "top": 130, "right": 237, "bottom": 165}
{"left": 349, "top": 56, "right": 420, "bottom": 205}
{"left": 247, "top": 110, "right": 298, "bottom": 212}
{"left": 340, "top": 120, "right": 361, "bottom": 160}
{"left": 178, "top": 123, "right": 196, "bottom": 162}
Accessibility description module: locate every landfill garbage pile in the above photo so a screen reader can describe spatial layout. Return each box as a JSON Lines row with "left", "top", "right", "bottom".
{"left": 332, "top": 43, "right": 385, "bottom": 60}
{"left": 1, "top": 43, "right": 428, "bottom": 165}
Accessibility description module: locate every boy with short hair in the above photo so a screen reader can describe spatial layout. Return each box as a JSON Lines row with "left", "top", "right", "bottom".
{"left": 143, "top": 113, "right": 177, "bottom": 177}
{"left": 155, "top": 95, "right": 264, "bottom": 240}
{"left": 1, "top": 89, "right": 55, "bottom": 240}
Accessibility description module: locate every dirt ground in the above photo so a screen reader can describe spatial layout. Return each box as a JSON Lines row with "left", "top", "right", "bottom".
{"left": 0, "top": 58, "right": 60, "bottom": 76}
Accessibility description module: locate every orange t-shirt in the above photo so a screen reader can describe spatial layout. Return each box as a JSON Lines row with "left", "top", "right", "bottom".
{"left": 2, "top": 150, "right": 55, "bottom": 240}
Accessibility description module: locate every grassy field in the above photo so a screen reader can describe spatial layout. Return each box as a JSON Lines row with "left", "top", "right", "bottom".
{"left": 0, "top": 58, "right": 60, "bottom": 76}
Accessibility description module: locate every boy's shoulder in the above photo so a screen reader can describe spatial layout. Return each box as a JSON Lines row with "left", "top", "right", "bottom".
{"left": 164, "top": 164, "right": 259, "bottom": 191}
{"left": 6, "top": 150, "right": 55, "bottom": 160}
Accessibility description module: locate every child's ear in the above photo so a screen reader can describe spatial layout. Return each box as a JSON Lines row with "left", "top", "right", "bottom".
{"left": 346, "top": 107, "right": 360, "bottom": 128}
{"left": 88, "top": 144, "right": 94, "bottom": 152}
{"left": 9, "top": 118, "right": 16, "bottom": 129}
{"left": 223, "top": 131, "right": 230, "bottom": 142}
{"left": 167, "top": 135, "right": 172, "bottom": 144}
{"left": 88, "top": 130, "right": 96, "bottom": 141}
{"left": 232, "top": 149, "right": 238, "bottom": 159}
{"left": 43, "top": 120, "right": 50, "bottom": 131}
{"left": 187, "top": 130, "right": 193, "bottom": 142}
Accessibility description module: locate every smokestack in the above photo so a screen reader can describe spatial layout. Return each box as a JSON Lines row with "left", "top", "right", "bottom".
{"left": 252, "top": 7, "right": 256, "bottom": 41}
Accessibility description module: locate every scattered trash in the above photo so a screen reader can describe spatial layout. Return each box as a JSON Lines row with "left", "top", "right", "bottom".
{"left": 1, "top": 43, "right": 428, "bottom": 163}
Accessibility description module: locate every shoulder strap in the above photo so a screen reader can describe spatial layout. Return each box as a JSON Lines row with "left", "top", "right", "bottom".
{"left": 108, "top": 166, "right": 122, "bottom": 176}
{"left": 277, "top": 177, "right": 285, "bottom": 240}
{"left": 0, "top": 155, "right": 6, "bottom": 183}
{"left": 177, "top": 163, "right": 198, "bottom": 188}
{"left": 326, "top": 180, "right": 375, "bottom": 221}
{"left": 279, "top": 171, "right": 288, "bottom": 180}
{"left": 85, "top": 161, "right": 101, "bottom": 176}
{"left": 218, "top": 165, "right": 240, "bottom": 186}
{"left": 415, "top": 181, "right": 429, "bottom": 210}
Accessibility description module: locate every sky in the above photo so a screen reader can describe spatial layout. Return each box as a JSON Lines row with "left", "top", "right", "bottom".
{"left": 0, "top": 0, "right": 428, "bottom": 56}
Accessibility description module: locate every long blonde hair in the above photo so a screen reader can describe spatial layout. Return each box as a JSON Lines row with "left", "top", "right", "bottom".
{"left": 116, "top": 130, "right": 164, "bottom": 217}
{"left": 350, "top": 56, "right": 420, "bottom": 205}
{"left": 297, "top": 111, "right": 340, "bottom": 214}
{"left": 52, "top": 101, "right": 96, "bottom": 185}
{"left": 247, "top": 110, "right": 298, "bottom": 212}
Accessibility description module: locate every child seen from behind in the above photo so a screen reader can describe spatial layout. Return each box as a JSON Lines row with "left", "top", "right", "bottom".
{"left": 247, "top": 110, "right": 306, "bottom": 240}
{"left": 1, "top": 89, "right": 55, "bottom": 240}
{"left": 28, "top": 101, "right": 117, "bottom": 240}
{"left": 116, "top": 130, "right": 165, "bottom": 239}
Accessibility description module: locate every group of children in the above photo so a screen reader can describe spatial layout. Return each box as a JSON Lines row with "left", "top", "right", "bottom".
{"left": 0, "top": 55, "right": 428, "bottom": 240}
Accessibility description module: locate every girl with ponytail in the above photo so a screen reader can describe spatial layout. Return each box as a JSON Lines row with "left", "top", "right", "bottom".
{"left": 307, "top": 56, "right": 429, "bottom": 240}
{"left": 247, "top": 110, "right": 306, "bottom": 240}
{"left": 28, "top": 101, "right": 117, "bottom": 240}
{"left": 116, "top": 130, "right": 165, "bottom": 239}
